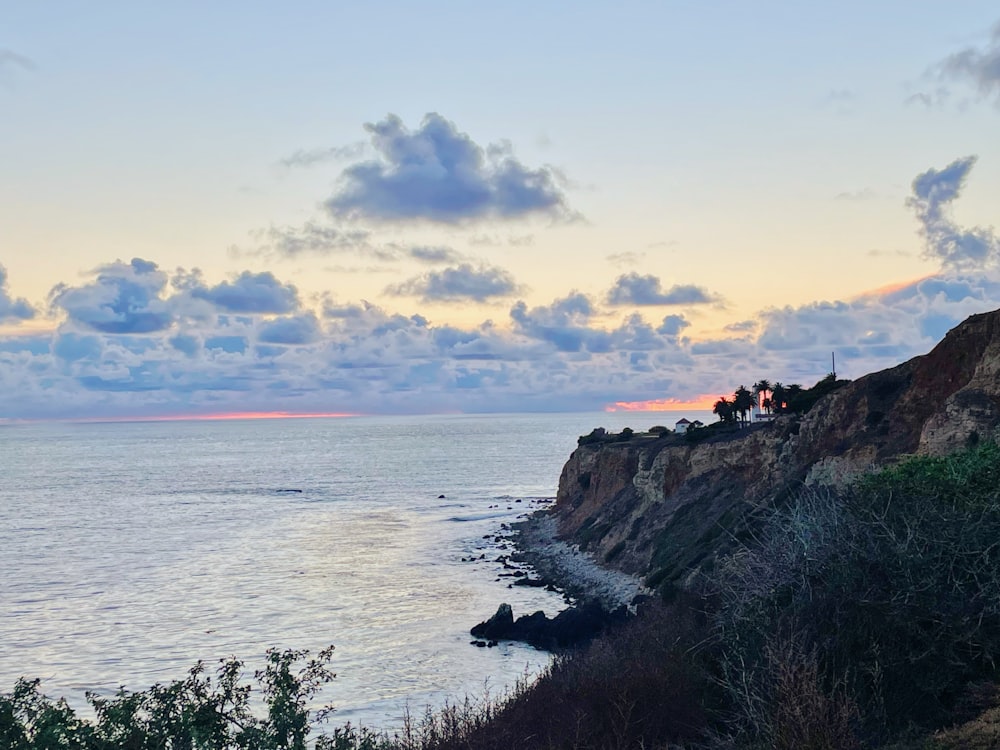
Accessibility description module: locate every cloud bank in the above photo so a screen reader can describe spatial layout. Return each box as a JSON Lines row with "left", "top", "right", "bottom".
{"left": 2, "top": 155, "right": 999, "bottom": 420}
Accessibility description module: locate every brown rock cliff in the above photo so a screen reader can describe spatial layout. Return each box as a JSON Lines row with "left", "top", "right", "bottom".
{"left": 554, "top": 308, "right": 1000, "bottom": 590}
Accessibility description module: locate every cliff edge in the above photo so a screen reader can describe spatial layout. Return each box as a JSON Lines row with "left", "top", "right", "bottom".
{"left": 553, "top": 308, "right": 1000, "bottom": 591}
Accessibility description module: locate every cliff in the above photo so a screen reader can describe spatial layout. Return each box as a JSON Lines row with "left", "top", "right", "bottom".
{"left": 554, "top": 308, "right": 1000, "bottom": 590}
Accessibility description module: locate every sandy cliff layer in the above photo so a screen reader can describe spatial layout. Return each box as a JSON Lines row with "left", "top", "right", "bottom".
{"left": 553, "top": 308, "right": 1000, "bottom": 590}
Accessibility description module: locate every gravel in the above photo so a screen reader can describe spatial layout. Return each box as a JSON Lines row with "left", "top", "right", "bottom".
{"left": 509, "top": 512, "right": 650, "bottom": 610}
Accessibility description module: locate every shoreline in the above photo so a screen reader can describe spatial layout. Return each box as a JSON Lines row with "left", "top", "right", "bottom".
{"left": 505, "top": 510, "right": 650, "bottom": 611}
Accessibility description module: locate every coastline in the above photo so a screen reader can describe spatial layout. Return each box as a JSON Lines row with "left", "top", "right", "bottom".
{"left": 507, "top": 511, "right": 649, "bottom": 611}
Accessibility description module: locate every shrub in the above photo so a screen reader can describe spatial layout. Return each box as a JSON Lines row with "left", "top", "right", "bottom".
{"left": 1, "top": 647, "right": 336, "bottom": 750}
{"left": 577, "top": 428, "right": 607, "bottom": 446}
{"left": 708, "top": 441, "right": 1000, "bottom": 742}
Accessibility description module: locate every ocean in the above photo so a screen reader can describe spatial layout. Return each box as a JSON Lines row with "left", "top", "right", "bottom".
{"left": 0, "top": 411, "right": 711, "bottom": 730}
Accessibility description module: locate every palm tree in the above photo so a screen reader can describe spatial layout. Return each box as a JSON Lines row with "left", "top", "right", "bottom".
{"left": 753, "top": 379, "right": 772, "bottom": 414}
{"left": 733, "top": 385, "right": 754, "bottom": 426}
{"left": 713, "top": 397, "right": 736, "bottom": 424}
{"left": 771, "top": 382, "right": 786, "bottom": 414}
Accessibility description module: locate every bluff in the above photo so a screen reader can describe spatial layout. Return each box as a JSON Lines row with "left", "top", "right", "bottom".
{"left": 554, "top": 308, "right": 1000, "bottom": 591}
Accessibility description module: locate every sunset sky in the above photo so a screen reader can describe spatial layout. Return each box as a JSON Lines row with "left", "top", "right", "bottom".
{"left": 2, "top": 2, "right": 999, "bottom": 419}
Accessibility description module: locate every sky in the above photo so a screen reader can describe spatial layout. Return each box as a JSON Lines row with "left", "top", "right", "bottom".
{"left": 1, "top": 1, "right": 999, "bottom": 420}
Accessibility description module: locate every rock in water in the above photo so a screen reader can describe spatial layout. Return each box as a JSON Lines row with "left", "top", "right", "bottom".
{"left": 470, "top": 603, "right": 514, "bottom": 640}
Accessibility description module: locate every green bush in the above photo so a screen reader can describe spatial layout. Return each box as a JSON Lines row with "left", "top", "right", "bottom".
{"left": 1, "top": 647, "right": 336, "bottom": 750}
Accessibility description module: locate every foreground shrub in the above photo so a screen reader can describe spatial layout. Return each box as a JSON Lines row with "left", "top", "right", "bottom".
{"left": 1, "top": 647, "right": 335, "bottom": 750}
{"left": 708, "top": 441, "right": 1000, "bottom": 743}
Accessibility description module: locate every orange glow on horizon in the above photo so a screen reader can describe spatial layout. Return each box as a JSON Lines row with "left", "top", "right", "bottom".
{"left": 852, "top": 273, "right": 935, "bottom": 300}
{"left": 605, "top": 395, "right": 720, "bottom": 412}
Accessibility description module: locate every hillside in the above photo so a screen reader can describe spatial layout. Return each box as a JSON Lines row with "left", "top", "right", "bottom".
{"left": 554, "top": 308, "right": 1000, "bottom": 591}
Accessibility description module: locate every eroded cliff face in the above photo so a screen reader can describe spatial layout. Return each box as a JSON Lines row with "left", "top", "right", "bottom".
{"left": 554, "top": 309, "right": 1000, "bottom": 589}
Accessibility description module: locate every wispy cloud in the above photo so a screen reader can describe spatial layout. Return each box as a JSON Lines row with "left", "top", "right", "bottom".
{"left": 241, "top": 221, "right": 372, "bottom": 258}
{"left": 278, "top": 142, "right": 365, "bottom": 168}
{"left": 936, "top": 21, "right": 1000, "bottom": 106}
{"left": 0, "top": 49, "right": 35, "bottom": 72}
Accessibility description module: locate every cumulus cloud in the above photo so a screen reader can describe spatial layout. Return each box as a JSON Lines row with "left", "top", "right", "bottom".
{"left": 0, "top": 264, "right": 36, "bottom": 322}
{"left": 657, "top": 314, "right": 690, "bottom": 337}
{"left": 325, "top": 113, "right": 571, "bottom": 223}
{"left": 606, "top": 273, "right": 719, "bottom": 306}
{"left": 50, "top": 258, "right": 173, "bottom": 334}
{"left": 906, "top": 156, "right": 1000, "bottom": 270}
{"left": 937, "top": 21, "right": 1000, "bottom": 105}
{"left": 257, "top": 313, "right": 321, "bottom": 345}
{"left": 387, "top": 263, "right": 520, "bottom": 302}
{"left": 190, "top": 271, "right": 300, "bottom": 313}
{"left": 510, "top": 293, "right": 604, "bottom": 352}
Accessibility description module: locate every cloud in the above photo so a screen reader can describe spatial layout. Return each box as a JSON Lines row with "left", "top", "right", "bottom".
{"left": 325, "top": 113, "right": 571, "bottom": 223}
{"left": 606, "top": 251, "right": 646, "bottom": 268}
{"left": 278, "top": 142, "right": 365, "bottom": 168}
{"left": 509, "top": 293, "right": 603, "bottom": 352}
{"left": 906, "top": 156, "right": 1000, "bottom": 270}
{"left": 0, "top": 49, "right": 35, "bottom": 72}
{"left": 50, "top": 258, "right": 173, "bottom": 334}
{"left": 257, "top": 313, "right": 321, "bottom": 345}
{"left": 190, "top": 271, "right": 300, "bottom": 313}
{"left": 835, "top": 188, "right": 875, "bottom": 201}
{"left": 606, "top": 273, "right": 719, "bottom": 306}
{"left": 0, "top": 264, "right": 36, "bottom": 322}
{"left": 406, "top": 245, "right": 463, "bottom": 264}
{"left": 657, "top": 314, "right": 690, "bottom": 337}
{"left": 387, "top": 263, "right": 520, "bottom": 302}
{"left": 247, "top": 221, "right": 372, "bottom": 258}
{"left": 12, "top": 246, "right": 1000, "bottom": 420}
{"left": 937, "top": 21, "right": 1000, "bottom": 105}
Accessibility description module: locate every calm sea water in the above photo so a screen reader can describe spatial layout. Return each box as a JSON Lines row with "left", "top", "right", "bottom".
{"left": 0, "top": 411, "right": 709, "bottom": 730}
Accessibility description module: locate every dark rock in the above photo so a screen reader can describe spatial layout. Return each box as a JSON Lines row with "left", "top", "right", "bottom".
{"left": 470, "top": 601, "right": 627, "bottom": 650}
{"left": 438, "top": 494, "right": 446, "bottom": 499}
{"left": 470, "top": 603, "right": 514, "bottom": 640}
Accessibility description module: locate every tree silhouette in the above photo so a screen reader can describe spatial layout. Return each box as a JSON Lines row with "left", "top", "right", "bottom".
{"left": 771, "top": 382, "right": 786, "bottom": 414}
{"left": 733, "top": 385, "right": 754, "bottom": 426}
{"left": 752, "top": 379, "right": 772, "bottom": 414}
{"left": 713, "top": 396, "right": 736, "bottom": 424}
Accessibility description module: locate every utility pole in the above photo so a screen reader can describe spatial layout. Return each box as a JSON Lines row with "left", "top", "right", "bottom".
{"left": 832, "top": 352, "right": 836, "bottom": 378}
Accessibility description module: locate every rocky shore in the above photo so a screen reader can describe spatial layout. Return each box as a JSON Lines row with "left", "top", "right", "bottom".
{"left": 468, "top": 508, "right": 650, "bottom": 650}
{"left": 508, "top": 512, "right": 649, "bottom": 610}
